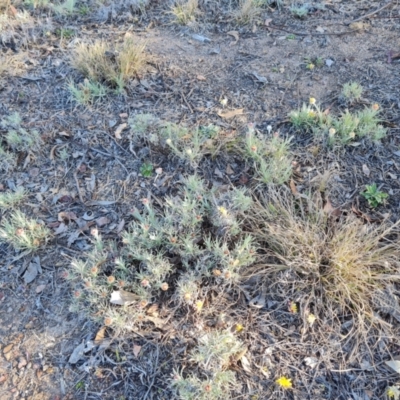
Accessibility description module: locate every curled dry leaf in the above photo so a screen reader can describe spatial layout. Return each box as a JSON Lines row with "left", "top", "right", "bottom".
{"left": 227, "top": 30, "right": 239, "bottom": 42}
{"left": 94, "top": 326, "right": 106, "bottom": 345}
{"left": 323, "top": 199, "right": 341, "bottom": 217}
{"left": 114, "top": 123, "right": 127, "bottom": 140}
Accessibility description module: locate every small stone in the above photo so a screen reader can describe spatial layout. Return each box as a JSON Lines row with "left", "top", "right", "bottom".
{"left": 18, "top": 358, "right": 27, "bottom": 369}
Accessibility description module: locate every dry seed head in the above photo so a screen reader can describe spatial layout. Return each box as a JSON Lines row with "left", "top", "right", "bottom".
{"left": 90, "top": 267, "right": 99, "bottom": 275}
{"left": 328, "top": 128, "right": 336, "bottom": 136}
{"left": 204, "top": 385, "right": 212, "bottom": 393}
{"left": 213, "top": 269, "right": 222, "bottom": 277}
{"left": 33, "top": 239, "right": 40, "bottom": 247}
{"left": 372, "top": 103, "right": 379, "bottom": 111}
{"left": 104, "top": 317, "right": 113, "bottom": 326}
{"left": 160, "top": 282, "right": 169, "bottom": 291}
{"left": 141, "top": 198, "right": 149, "bottom": 205}
{"left": 170, "top": 237, "right": 177, "bottom": 243}
{"left": 250, "top": 145, "right": 257, "bottom": 152}
{"left": 73, "top": 291, "right": 81, "bottom": 298}
{"left": 141, "top": 279, "right": 150, "bottom": 287}
{"left": 107, "top": 276, "right": 116, "bottom": 284}
{"left": 184, "top": 292, "right": 191, "bottom": 301}
{"left": 139, "top": 300, "right": 148, "bottom": 308}
{"left": 15, "top": 228, "right": 24, "bottom": 236}
{"left": 118, "top": 280, "right": 125, "bottom": 287}
{"left": 224, "top": 271, "right": 232, "bottom": 279}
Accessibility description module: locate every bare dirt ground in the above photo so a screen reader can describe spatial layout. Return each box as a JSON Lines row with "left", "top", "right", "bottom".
{"left": 1, "top": 0, "right": 400, "bottom": 399}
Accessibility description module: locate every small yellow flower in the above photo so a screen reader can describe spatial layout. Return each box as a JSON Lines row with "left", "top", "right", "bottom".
{"left": 276, "top": 376, "right": 292, "bottom": 389}
{"left": 235, "top": 323, "right": 244, "bottom": 332}
{"left": 309, "top": 97, "right": 316, "bottom": 105}
{"left": 289, "top": 301, "right": 298, "bottom": 314}
{"left": 387, "top": 386, "right": 400, "bottom": 400}
{"left": 308, "top": 110, "right": 316, "bottom": 118}
{"left": 195, "top": 300, "right": 204, "bottom": 312}
{"left": 218, "top": 206, "right": 228, "bottom": 217}
{"left": 307, "top": 313, "right": 316, "bottom": 326}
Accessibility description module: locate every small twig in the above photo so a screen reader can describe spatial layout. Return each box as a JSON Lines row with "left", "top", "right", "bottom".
{"left": 181, "top": 91, "right": 193, "bottom": 113}
{"left": 73, "top": 171, "right": 85, "bottom": 204}
{"left": 347, "top": 0, "right": 394, "bottom": 25}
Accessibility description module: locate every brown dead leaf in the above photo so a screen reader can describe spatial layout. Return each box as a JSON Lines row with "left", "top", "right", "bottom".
{"left": 94, "top": 326, "right": 106, "bottom": 345}
{"left": 217, "top": 109, "right": 244, "bottom": 119}
{"left": 323, "top": 199, "right": 341, "bottom": 217}
{"left": 289, "top": 179, "right": 299, "bottom": 196}
{"left": 58, "top": 211, "right": 77, "bottom": 222}
{"left": 114, "top": 123, "right": 127, "bottom": 140}
{"left": 196, "top": 75, "right": 206, "bottom": 81}
{"left": 133, "top": 344, "right": 141, "bottom": 357}
{"left": 227, "top": 30, "right": 239, "bottom": 42}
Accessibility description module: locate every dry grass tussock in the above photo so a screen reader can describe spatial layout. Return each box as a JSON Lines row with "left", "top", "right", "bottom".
{"left": 71, "top": 37, "right": 146, "bottom": 89}
{"left": 248, "top": 187, "right": 400, "bottom": 321}
{"left": 170, "top": 0, "right": 199, "bottom": 25}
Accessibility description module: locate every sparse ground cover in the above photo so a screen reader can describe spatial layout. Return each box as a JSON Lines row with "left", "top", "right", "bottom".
{"left": 1, "top": 0, "right": 400, "bottom": 399}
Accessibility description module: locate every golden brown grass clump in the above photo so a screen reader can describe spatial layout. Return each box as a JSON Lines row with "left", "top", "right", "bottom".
{"left": 234, "top": 0, "right": 264, "bottom": 24}
{"left": 170, "top": 0, "right": 199, "bottom": 25}
{"left": 249, "top": 187, "right": 400, "bottom": 320}
{"left": 71, "top": 37, "right": 146, "bottom": 89}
